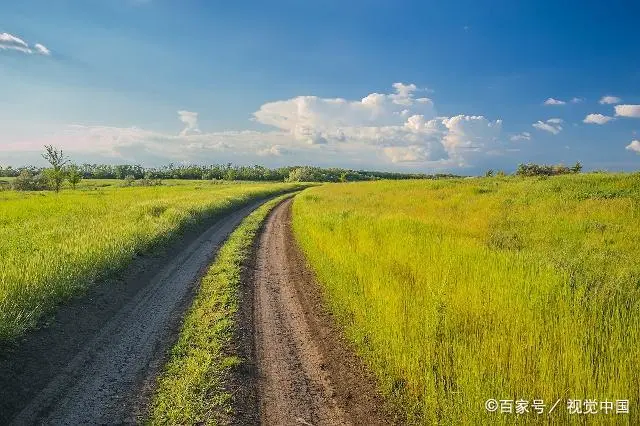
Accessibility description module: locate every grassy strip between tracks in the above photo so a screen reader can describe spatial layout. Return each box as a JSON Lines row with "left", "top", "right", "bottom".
{"left": 148, "top": 192, "right": 295, "bottom": 425}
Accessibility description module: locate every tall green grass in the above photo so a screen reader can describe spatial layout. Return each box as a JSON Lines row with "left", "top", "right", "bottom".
{"left": 292, "top": 174, "right": 640, "bottom": 424}
{"left": 0, "top": 182, "right": 302, "bottom": 343}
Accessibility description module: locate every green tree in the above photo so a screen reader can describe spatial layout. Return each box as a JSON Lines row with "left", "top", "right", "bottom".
{"left": 42, "top": 145, "right": 69, "bottom": 192}
{"left": 571, "top": 162, "right": 583, "bottom": 173}
{"left": 66, "top": 165, "right": 83, "bottom": 189}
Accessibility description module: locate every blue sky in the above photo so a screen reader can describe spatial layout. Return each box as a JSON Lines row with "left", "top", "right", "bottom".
{"left": 2, "top": 0, "right": 640, "bottom": 173}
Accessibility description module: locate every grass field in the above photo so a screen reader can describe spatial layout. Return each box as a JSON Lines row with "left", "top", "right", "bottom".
{"left": 149, "top": 193, "right": 295, "bottom": 425}
{"left": 0, "top": 182, "right": 302, "bottom": 343}
{"left": 292, "top": 173, "right": 640, "bottom": 424}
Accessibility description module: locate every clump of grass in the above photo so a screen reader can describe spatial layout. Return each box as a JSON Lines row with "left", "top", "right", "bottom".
{"left": 0, "top": 183, "right": 304, "bottom": 344}
{"left": 292, "top": 174, "right": 640, "bottom": 424}
{"left": 148, "top": 193, "right": 295, "bottom": 425}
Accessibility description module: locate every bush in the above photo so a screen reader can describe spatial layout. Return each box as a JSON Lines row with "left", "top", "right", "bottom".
{"left": 12, "top": 170, "right": 49, "bottom": 191}
{"left": 516, "top": 162, "right": 582, "bottom": 176}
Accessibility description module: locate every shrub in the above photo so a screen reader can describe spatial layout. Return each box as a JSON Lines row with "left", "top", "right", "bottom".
{"left": 516, "top": 162, "right": 582, "bottom": 177}
{"left": 12, "top": 170, "right": 49, "bottom": 191}
{"left": 66, "top": 165, "right": 83, "bottom": 189}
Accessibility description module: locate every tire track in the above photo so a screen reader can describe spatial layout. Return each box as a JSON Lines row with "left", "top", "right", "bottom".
{"left": 248, "top": 198, "right": 391, "bottom": 426}
{"left": 2, "top": 198, "right": 273, "bottom": 425}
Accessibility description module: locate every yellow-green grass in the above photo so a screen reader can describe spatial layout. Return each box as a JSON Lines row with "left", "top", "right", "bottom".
{"left": 292, "top": 173, "right": 640, "bottom": 424}
{"left": 0, "top": 183, "right": 303, "bottom": 343}
{"left": 148, "top": 192, "right": 295, "bottom": 425}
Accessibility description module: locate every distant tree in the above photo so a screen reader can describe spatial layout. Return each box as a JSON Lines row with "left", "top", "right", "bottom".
{"left": 66, "top": 165, "right": 83, "bottom": 189}
{"left": 571, "top": 162, "right": 583, "bottom": 173}
{"left": 42, "top": 145, "right": 69, "bottom": 192}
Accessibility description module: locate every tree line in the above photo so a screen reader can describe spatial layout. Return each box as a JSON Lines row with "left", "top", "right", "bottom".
{"left": 1, "top": 146, "right": 461, "bottom": 191}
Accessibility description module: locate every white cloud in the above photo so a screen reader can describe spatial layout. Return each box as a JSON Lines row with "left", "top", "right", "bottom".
{"left": 614, "top": 105, "right": 640, "bottom": 118}
{"left": 0, "top": 32, "right": 51, "bottom": 56}
{"left": 544, "top": 98, "right": 566, "bottom": 106}
{"left": 177, "top": 110, "right": 201, "bottom": 136}
{"left": 510, "top": 132, "right": 531, "bottom": 141}
{"left": 626, "top": 140, "right": 640, "bottom": 153}
{"left": 532, "top": 118, "right": 563, "bottom": 135}
{"left": 34, "top": 43, "right": 51, "bottom": 56}
{"left": 583, "top": 113, "right": 615, "bottom": 125}
{"left": 599, "top": 95, "right": 621, "bottom": 105}
{"left": 1, "top": 83, "right": 503, "bottom": 169}
{"left": 0, "top": 32, "right": 32, "bottom": 54}
{"left": 258, "top": 145, "right": 288, "bottom": 157}
{"left": 383, "top": 146, "right": 435, "bottom": 163}
{"left": 441, "top": 115, "right": 502, "bottom": 153}
{"left": 570, "top": 97, "right": 584, "bottom": 104}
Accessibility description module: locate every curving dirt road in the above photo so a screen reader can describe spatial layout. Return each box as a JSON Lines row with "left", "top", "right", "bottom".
{"left": 0, "top": 198, "right": 273, "bottom": 425}
{"left": 241, "top": 198, "right": 391, "bottom": 426}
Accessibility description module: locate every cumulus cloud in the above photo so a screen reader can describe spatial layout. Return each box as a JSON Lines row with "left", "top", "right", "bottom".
{"left": 2, "top": 83, "right": 504, "bottom": 169}
{"left": 177, "top": 110, "right": 201, "bottom": 136}
{"left": 599, "top": 95, "right": 621, "bottom": 105}
{"left": 510, "top": 132, "right": 531, "bottom": 141}
{"left": 532, "top": 118, "right": 563, "bottom": 135}
{"left": 441, "top": 115, "right": 502, "bottom": 153}
{"left": 251, "top": 83, "right": 503, "bottom": 164}
{"left": 544, "top": 98, "right": 566, "bottom": 106}
{"left": 583, "top": 113, "right": 615, "bottom": 125}
{"left": 626, "top": 140, "right": 640, "bottom": 153}
{"left": 0, "top": 32, "right": 51, "bottom": 55}
{"left": 258, "top": 145, "right": 288, "bottom": 157}
{"left": 614, "top": 105, "right": 640, "bottom": 118}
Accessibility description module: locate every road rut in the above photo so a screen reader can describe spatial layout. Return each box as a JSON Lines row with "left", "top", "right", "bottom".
{"left": 247, "top": 198, "right": 391, "bottom": 426}
{"left": 1, "top": 198, "right": 271, "bottom": 425}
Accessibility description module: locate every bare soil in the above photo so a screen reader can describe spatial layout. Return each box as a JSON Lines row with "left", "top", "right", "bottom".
{"left": 232, "top": 198, "right": 392, "bottom": 426}
{"left": 0, "top": 199, "right": 270, "bottom": 425}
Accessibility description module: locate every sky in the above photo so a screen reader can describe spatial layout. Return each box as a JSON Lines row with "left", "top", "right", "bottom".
{"left": 1, "top": 0, "right": 640, "bottom": 174}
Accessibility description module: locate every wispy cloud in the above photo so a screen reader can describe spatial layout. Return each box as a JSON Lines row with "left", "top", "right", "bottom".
{"left": 599, "top": 95, "right": 621, "bottom": 105}
{"left": 570, "top": 97, "right": 584, "bottom": 104}
{"left": 532, "top": 118, "right": 563, "bottom": 135}
{"left": 0, "top": 32, "right": 51, "bottom": 56}
{"left": 543, "top": 98, "right": 566, "bottom": 106}
{"left": 510, "top": 132, "right": 531, "bottom": 141}
{"left": 34, "top": 43, "right": 51, "bottom": 56}
{"left": 583, "top": 113, "right": 614, "bottom": 125}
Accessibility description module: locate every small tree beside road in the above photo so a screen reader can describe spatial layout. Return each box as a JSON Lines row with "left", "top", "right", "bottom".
{"left": 42, "top": 145, "right": 69, "bottom": 192}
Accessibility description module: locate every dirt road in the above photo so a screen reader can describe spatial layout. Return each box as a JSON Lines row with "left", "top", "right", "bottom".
{"left": 0, "top": 198, "right": 273, "bottom": 425}
{"left": 241, "top": 198, "right": 391, "bottom": 426}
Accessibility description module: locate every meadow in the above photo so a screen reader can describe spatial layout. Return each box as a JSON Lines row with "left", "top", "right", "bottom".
{"left": 0, "top": 181, "right": 302, "bottom": 343}
{"left": 292, "top": 173, "right": 640, "bottom": 424}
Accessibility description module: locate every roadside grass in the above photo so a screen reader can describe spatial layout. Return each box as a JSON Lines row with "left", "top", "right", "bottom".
{"left": 148, "top": 192, "right": 295, "bottom": 425}
{"left": 0, "top": 183, "right": 304, "bottom": 344}
{"left": 292, "top": 173, "right": 640, "bottom": 424}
